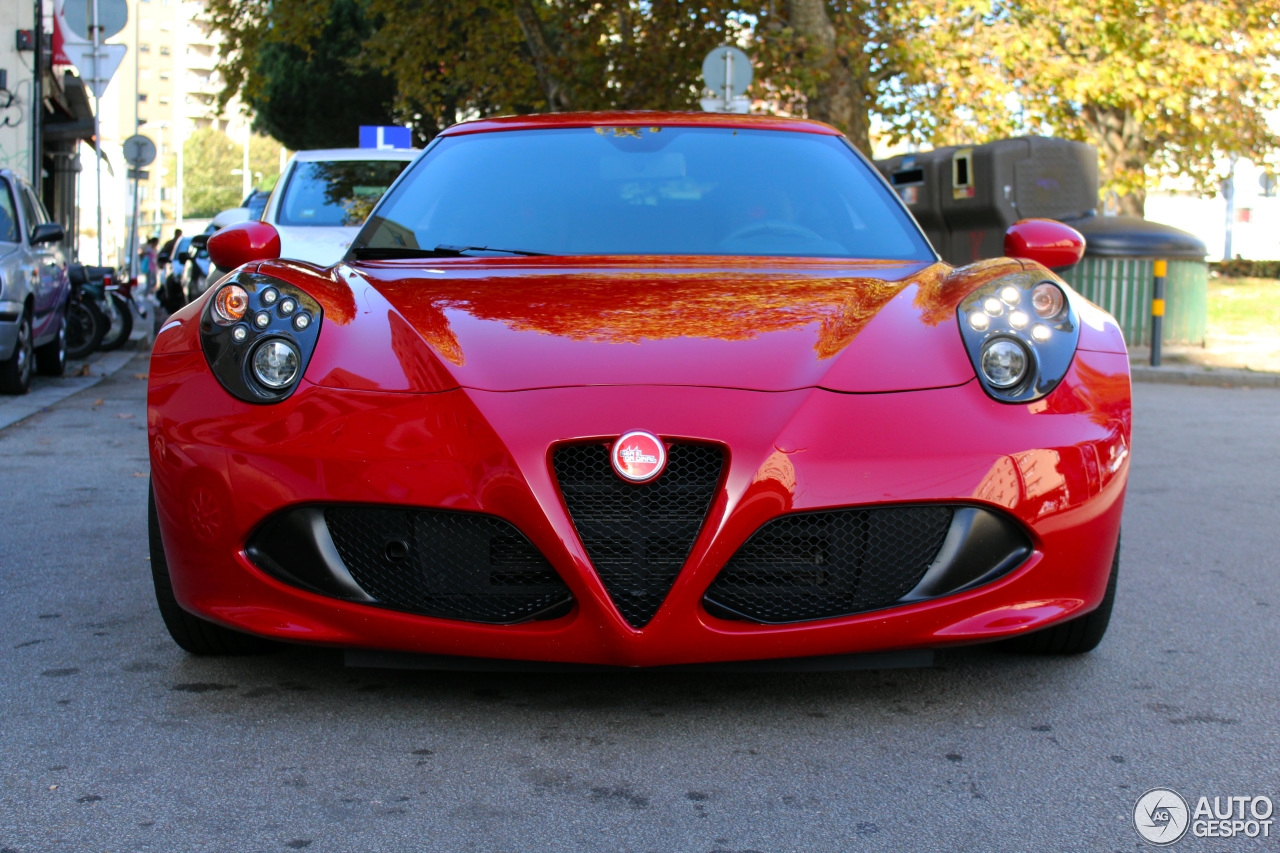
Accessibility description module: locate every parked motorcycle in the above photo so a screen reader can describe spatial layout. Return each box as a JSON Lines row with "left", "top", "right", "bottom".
{"left": 65, "top": 264, "right": 107, "bottom": 359}
{"left": 78, "top": 265, "right": 143, "bottom": 351}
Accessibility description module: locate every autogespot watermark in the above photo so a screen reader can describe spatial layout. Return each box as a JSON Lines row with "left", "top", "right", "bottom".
{"left": 1134, "top": 788, "right": 1274, "bottom": 845}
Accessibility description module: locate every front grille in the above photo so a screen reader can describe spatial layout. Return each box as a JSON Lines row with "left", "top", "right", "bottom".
{"left": 704, "top": 505, "right": 954, "bottom": 623}
{"left": 324, "top": 507, "right": 573, "bottom": 624}
{"left": 554, "top": 442, "right": 724, "bottom": 628}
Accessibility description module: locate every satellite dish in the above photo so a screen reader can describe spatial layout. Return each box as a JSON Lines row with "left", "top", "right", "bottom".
{"left": 701, "top": 46, "right": 753, "bottom": 100}
{"left": 61, "top": 0, "right": 129, "bottom": 42}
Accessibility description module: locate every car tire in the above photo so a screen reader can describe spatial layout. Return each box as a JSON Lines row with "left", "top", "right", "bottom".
{"left": 97, "top": 292, "right": 133, "bottom": 351}
{"left": 1002, "top": 533, "right": 1120, "bottom": 655}
{"left": 0, "top": 310, "right": 34, "bottom": 394}
{"left": 35, "top": 311, "right": 68, "bottom": 376}
{"left": 66, "top": 296, "right": 106, "bottom": 360}
{"left": 148, "top": 483, "right": 277, "bottom": 656}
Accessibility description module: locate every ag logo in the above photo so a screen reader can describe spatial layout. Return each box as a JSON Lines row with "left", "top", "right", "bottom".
{"left": 1134, "top": 788, "right": 1190, "bottom": 846}
{"left": 610, "top": 430, "right": 667, "bottom": 483}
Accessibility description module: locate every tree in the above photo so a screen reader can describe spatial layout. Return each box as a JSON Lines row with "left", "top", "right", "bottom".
{"left": 207, "top": 0, "right": 748, "bottom": 142}
{"left": 895, "top": 0, "right": 1280, "bottom": 215}
{"left": 205, "top": 0, "right": 399, "bottom": 150}
{"left": 246, "top": 135, "right": 285, "bottom": 191}
{"left": 183, "top": 129, "right": 242, "bottom": 218}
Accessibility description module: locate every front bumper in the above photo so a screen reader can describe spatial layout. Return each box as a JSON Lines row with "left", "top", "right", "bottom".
{"left": 148, "top": 349, "right": 1130, "bottom": 666}
{"left": 0, "top": 299, "right": 23, "bottom": 359}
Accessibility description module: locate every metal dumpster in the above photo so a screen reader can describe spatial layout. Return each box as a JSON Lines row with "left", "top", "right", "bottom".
{"left": 1059, "top": 215, "right": 1209, "bottom": 347}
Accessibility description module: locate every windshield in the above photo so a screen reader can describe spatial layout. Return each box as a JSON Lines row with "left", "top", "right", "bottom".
{"left": 353, "top": 126, "right": 932, "bottom": 259}
{"left": 278, "top": 159, "right": 411, "bottom": 227}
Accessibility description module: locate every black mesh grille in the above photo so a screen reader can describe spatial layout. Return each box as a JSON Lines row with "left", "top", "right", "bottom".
{"left": 324, "top": 507, "right": 572, "bottom": 624}
{"left": 704, "top": 506, "right": 954, "bottom": 623}
{"left": 554, "top": 442, "right": 724, "bottom": 628}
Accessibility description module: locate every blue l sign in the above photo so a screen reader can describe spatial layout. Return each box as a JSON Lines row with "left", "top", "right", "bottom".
{"left": 359, "top": 125, "right": 412, "bottom": 149}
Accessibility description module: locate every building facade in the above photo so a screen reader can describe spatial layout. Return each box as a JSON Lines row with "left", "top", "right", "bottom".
{"left": 0, "top": 0, "right": 95, "bottom": 250}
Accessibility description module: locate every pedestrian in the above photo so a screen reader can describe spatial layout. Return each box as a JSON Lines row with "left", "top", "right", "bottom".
{"left": 139, "top": 236, "right": 160, "bottom": 294}
{"left": 159, "top": 228, "right": 183, "bottom": 275}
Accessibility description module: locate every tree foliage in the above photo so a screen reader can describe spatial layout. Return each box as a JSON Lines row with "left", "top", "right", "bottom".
{"left": 206, "top": 0, "right": 399, "bottom": 150}
{"left": 205, "top": 0, "right": 749, "bottom": 142}
{"left": 204, "top": 0, "right": 1280, "bottom": 213}
{"left": 182, "top": 129, "right": 286, "bottom": 217}
{"left": 894, "top": 0, "right": 1280, "bottom": 214}
{"left": 182, "top": 128, "right": 242, "bottom": 218}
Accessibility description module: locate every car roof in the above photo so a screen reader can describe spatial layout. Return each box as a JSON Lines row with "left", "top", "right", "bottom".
{"left": 437, "top": 111, "right": 843, "bottom": 138}
{"left": 289, "top": 148, "right": 419, "bottom": 162}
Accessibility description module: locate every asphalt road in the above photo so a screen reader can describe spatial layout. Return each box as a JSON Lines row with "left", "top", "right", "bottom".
{"left": 1, "top": 352, "right": 1277, "bottom": 852}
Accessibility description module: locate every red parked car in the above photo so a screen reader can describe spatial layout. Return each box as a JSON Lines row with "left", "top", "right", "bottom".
{"left": 147, "top": 112, "right": 1130, "bottom": 667}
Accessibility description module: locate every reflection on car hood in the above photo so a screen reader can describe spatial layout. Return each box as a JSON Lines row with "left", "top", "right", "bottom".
{"left": 319, "top": 257, "right": 1000, "bottom": 393}
{"left": 0, "top": 244, "right": 18, "bottom": 264}
{"left": 275, "top": 225, "right": 361, "bottom": 268}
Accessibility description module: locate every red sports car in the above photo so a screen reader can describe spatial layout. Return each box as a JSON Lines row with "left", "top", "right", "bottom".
{"left": 147, "top": 112, "right": 1129, "bottom": 668}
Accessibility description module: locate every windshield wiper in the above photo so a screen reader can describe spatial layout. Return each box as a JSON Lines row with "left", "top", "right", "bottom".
{"left": 351, "top": 244, "right": 548, "bottom": 260}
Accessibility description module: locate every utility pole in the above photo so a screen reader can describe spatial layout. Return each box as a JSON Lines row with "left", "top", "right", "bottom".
{"left": 1223, "top": 154, "right": 1238, "bottom": 262}
{"left": 31, "top": 0, "right": 43, "bottom": 188}
{"left": 130, "top": 0, "right": 140, "bottom": 278}
{"left": 92, "top": 0, "right": 103, "bottom": 265}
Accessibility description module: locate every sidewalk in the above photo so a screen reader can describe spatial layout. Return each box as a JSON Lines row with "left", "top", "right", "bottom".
{"left": 1129, "top": 335, "right": 1280, "bottom": 388}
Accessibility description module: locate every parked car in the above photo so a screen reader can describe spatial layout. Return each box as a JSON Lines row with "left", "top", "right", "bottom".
{"left": 242, "top": 188, "right": 271, "bottom": 221}
{"left": 158, "top": 236, "right": 192, "bottom": 313}
{"left": 259, "top": 147, "right": 417, "bottom": 266}
{"left": 0, "top": 169, "right": 69, "bottom": 393}
{"left": 149, "top": 113, "right": 1130, "bottom": 665}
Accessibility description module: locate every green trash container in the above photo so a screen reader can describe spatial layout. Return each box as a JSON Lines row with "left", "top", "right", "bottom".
{"left": 1058, "top": 215, "right": 1208, "bottom": 347}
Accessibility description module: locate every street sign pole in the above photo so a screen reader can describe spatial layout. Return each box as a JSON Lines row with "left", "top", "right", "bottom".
{"left": 122, "top": 135, "right": 157, "bottom": 283}
{"left": 92, "top": 0, "right": 103, "bottom": 265}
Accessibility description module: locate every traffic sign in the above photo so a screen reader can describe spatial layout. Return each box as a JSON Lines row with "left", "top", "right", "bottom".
{"left": 123, "top": 134, "right": 157, "bottom": 168}
{"left": 59, "top": 41, "right": 127, "bottom": 98}
{"left": 701, "top": 46, "right": 752, "bottom": 101}
{"left": 359, "top": 125, "right": 412, "bottom": 150}
{"left": 61, "top": 0, "right": 129, "bottom": 42}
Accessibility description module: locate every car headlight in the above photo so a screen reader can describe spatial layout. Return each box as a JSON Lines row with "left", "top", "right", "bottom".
{"left": 199, "top": 272, "right": 323, "bottom": 403}
{"left": 957, "top": 273, "right": 1079, "bottom": 402}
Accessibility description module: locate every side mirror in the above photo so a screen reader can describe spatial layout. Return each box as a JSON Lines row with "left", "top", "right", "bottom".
{"left": 189, "top": 233, "right": 209, "bottom": 249}
{"left": 31, "top": 223, "right": 65, "bottom": 245}
{"left": 176, "top": 251, "right": 190, "bottom": 264}
{"left": 208, "top": 220, "right": 281, "bottom": 270}
{"left": 1004, "top": 219, "right": 1086, "bottom": 271}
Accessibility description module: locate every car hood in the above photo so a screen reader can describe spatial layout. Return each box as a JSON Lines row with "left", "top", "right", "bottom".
{"left": 275, "top": 225, "right": 361, "bottom": 268}
{"left": 281, "top": 256, "right": 1022, "bottom": 394}
{"left": 0, "top": 243, "right": 18, "bottom": 264}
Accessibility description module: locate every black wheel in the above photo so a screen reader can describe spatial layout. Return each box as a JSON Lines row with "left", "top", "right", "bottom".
{"left": 35, "top": 310, "right": 67, "bottom": 376}
{"left": 149, "top": 484, "right": 277, "bottom": 655}
{"left": 97, "top": 292, "right": 133, "bottom": 351}
{"left": 66, "top": 296, "right": 105, "bottom": 360}
{"left": 0, "top": 310, "right": 34, "bottom": 394}
{"left": 161, "top": 273, "right": 186, "bottom": 313}
{"left": 1002, "top": 533, "right": 1120, "bottom": 655}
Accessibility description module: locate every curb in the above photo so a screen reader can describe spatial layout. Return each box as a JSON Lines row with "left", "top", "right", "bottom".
{"left": 1130, "top": 364, "right": 1280, "bottom": 389}
{"left": 0, "top": 344, "right": 146, "bottom": 432}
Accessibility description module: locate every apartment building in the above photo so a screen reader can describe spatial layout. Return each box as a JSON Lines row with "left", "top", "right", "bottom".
{"left": 105, "top": 0, "right": 252, "bottom": 236}
{"left": 0, "top": 0, "right": 95, "bottom": 247}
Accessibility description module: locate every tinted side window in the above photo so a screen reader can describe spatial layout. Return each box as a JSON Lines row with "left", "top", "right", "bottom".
{"left": 0, "top": 184, "right": 18, "bottom": 243}
{"left": 17, "top": 184, "right": 43, "bottom": 240}
{"left": 26, "top": 187, "right": 53, "bottom": 225}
